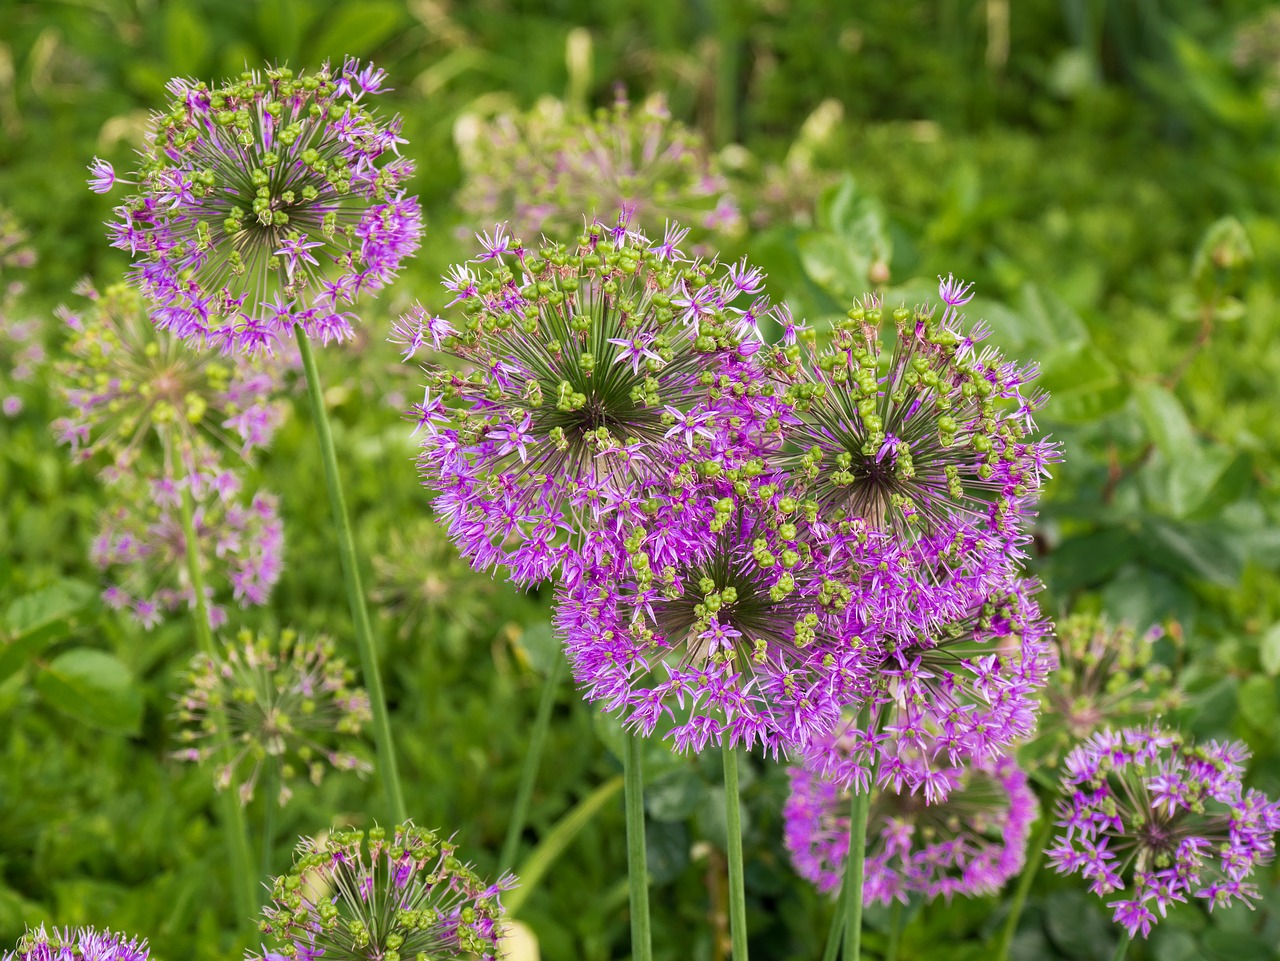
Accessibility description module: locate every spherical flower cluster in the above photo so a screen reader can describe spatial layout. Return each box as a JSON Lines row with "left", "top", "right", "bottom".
{"left": 1035, "top": 614, "right": 1180, "bottom": 764}
{"left": 1048, "top": 725, "right": 1280, "bottom": 938}
{"left": 557, "top": 468, "right": 865, "bottom": 754}
{"left": 52, "top": 281, "right": 287, "bottom": 464}
{"left": 92, "top": 452, "right": 283, "bottom": 629}
{"left": 94, "top": 59, "right": 421, "bottom": 353}
{"left": 456, "top": 92, "right": 741, "bottom": 245}
{"left": 0, "top": 206, "right": 41, "bottom": 417}
{"left": 258, "top": 823, "right": 513, "bottom": 961}
{"left": 785, "top": 745, "right": 1036, "bottom": 904}
{"left": 401, "top": 213, "right": 779, "bottom": 585}
{"left": 2, "top": 928, "right": 148, "bottom": 961}
{"left": 175, "top": 627, "right": 371, "bottom": 805}
{"left": 800, "top": 574, "right": 1052, "bottom": 798}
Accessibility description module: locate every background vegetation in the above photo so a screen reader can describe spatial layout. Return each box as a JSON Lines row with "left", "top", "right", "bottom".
{"left": 2, "top": 1, "right": 1280, "bottom": 959}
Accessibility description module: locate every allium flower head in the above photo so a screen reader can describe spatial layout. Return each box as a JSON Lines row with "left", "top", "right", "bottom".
{"left": 0, "top": 206, "right": 42, "bottom": 417}
{"left": 98, "top": 60, "right": 420, "bottom": 352}
{"left": 785, "top": 750, "right": 1036, "bottom": 905}
{"left": 1048, "top": 725, "right": 1280, "bottom": 938}
{"left": 403, "top": 213, "right": 781, "bottom": 584}
{"left": 258, "top": 823, "right": 513, "bottom": 961}
{"left": 92, "top": 448, "right": 283, "bottom": 629}
{"left": 3, "top": 927, "right": 149, "bottom": 961}
{"left": 1036, "top": 614, "right": 1179, "bottom": 763}
{"left": 456, "top": 92, "right": 741, "bottom": 244}
{"left": 175, "top": 627, "right": 371, "bottom": 805}
{"left": 53, "top": 281, "right": 286, "bottom": 463}
{"left": 771, "top": 279, "right": 1054, "bottom": 546}
{"left": 556, "top": 467, "right": 864, "bottom": 755}
{"left": 804, "top": 574, "right": 1053, "bottom": 799}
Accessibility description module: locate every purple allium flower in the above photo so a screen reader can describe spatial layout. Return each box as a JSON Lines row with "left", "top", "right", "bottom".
{"left": 175, "top": 627, "right": 372, "bottom": 805}
{"left": 769, "top": 284, "right": 1054, "bottom": 549}
{"left": 52, "top": 281, "right": 287, "bottom": 464}
{"left": 98, "top": 61, "right": 421, "bottom": 353}
{"left": 1048, "top": 725, "right": 1280, "bottom": 938}
{"left": 86, "top": 157, "right": 116, "bottom": 194}
{"left": 456, "top": 92, "right": 742, "bottom": 246}
{"left": 802, "top": 573, "right": 1053, "bottom": 799}
{"left": 785, "top": 749, "right": 1037, "bottom": 905}
{"left": 1035, "top": 614, "right": 1180, "bottom": 764}
{"left": 555, "top": 466, "right": 864, "bottom": 755}
{"left": 3, "top": 927, "right": 149, "bottom": 961}
{"left": 0, "top": 206, "right": 43, "bottom": 415}
{"left": 403, "top": 213, "right": 780, "bottom": 585}
{"left": 91, "top": 449, "right": 284, "bottom": 629}
{"left": 257, "top": 823, "right": 514, "bottom": 961}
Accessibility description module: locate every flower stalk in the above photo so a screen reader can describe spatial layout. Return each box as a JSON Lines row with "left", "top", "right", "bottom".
{"left": 295, "top": 326, "right": 406, "bottom": 823}
{"left": 723, "top": 744, "right": 749, "bottom": 959}
{"left": 623, "top": 736, "right": 654, "bottom": 961}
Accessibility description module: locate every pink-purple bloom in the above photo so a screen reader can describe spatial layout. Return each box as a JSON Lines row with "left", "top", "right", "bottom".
{"left": 92, "top": 451, "right": 283, "bottom": 629}
{"left": 257, "top": 823, "right": 513, "bottom": 961}
{"left": 96, "top": 60, "right": 420, "bottom": 353}
{"left": 3, "top": 927, "right": 149, "bottom": 961}
{"left": 785, "top": 748, "right": 1037, "bottom": 904}
{"left": 1048, "top": 725, "right": 1280, "bottom": 938}
{"left": 403, "top": 212, "right": 777, "bottom": 586}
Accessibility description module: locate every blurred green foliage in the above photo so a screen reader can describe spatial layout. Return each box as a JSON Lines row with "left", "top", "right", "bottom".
{"left": 3, "top": 1, "right": 1280, "bottom": 959}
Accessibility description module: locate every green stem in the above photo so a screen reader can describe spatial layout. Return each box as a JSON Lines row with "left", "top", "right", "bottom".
{"left": 261, "top": 768, "right": 277, "bottom": 883}
{"left": 722, "top": 744, "right": 749, "bottom": 959}
{"left": 713, "top": 0, "right": 738, "bottom": 146}
{"left": 994, "top": 812, "right": 1053, "bottom": 960}
{"left": 885, "top": 899, "right": 903, "bottom": 961}
{"left": 1112, "top": 931, "right": 1131, "bottom": 961}
{"left": 841, "top": 781, "right": 872, "bottom": 961}
{"left": 294, "top": 328, "right": 407, "bottom": 824}
{"left": 820, "top": 876, "right": 846, "bottom": 961}
{"left": 623, "top": 737, "right": 653, "bottom": 961}
{"left": 179, "top": 488, "right": 258, "bottom": 927}
{"left": 498, "top": 653, "right": 565, "bottom": 873}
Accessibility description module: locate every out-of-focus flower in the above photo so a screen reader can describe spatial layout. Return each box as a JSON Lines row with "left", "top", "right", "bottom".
{"left": 91, "top": 448, "right": 283, "bottom": 629}
{"left": 785, "top": 749, "right": 1036, "bottom": 905}
{"left": 1036, "top": 614, "right": 1179, "bottom": 763}
{"left": 2, "top": 927, "right": 149, "bottom": 961}
{"left": 1048, "top": 725, "right": 1280, "bottom": 938}
{"left": 175, "top": 627, "right": 371, "bottom": 805}
{"left": 96, "top": 60, "right": 420, "bottom": 353}
{"left": 257, "top": 823, "right": 513, "bottom": 961}
{"left": 53, "top": 281, "right": 287, "bottom": 464}
{"left": 456, "top": 92, "right": 742, "bottom": 246}
{"left": 402, "top": 213, "right": 779, "bottom": 585}
{"left": 0, "top": 207, "right": 42, "bottom": 417}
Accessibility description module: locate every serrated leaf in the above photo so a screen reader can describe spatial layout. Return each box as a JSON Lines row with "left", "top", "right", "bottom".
{"left": 1135, "top": 382, "right": 1195, "bottom": 462}
{"left": 34, "top": 648, "right": 144, "bottom": 736}
{"left": 0, "top": 579, "right": 96, "bottom": 683}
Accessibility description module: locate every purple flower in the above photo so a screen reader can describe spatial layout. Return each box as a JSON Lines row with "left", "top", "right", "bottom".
{"left": 99, "top": 62, "right": 421, "bottom": 353}
{"left": 86, "top": 157, "right": 116, "bottom": 194}
{"left": 784, "top": 750, "right": 1037, "bottom": 905}
{"left": 801, "top": 573, "right": 1053, "bottom": 798}
{"left": 403, "top": 214, "right": 779, "bottom": 586}
{"left": 91, "top": 447, "right": 284, "bottom": 630}
{"left": 556, "top": 468, "right": 864, "bottom": 756}
{"left": 52, "top": 281, "right": 288, "bottom": 465}
{"left": 456, "top": 91, "right": 741, "bottom": 246}
{"left": 1047, "top": 725, "right": 1280, "bottom": 938}
{"left": 175, "top": 628, "right": 372, "bottom": 806}
{"left": 257, "top": 824, "right": 514, "bottom": 961}
{"left": 3, "top": 929, "right": 149, "bottom": 961}
{"left": 0, "top": 206, "right": 43, "bottom": 413}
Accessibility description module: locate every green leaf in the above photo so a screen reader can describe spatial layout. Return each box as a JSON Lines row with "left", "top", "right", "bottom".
{"left": 1236, "top": 675, "right": 1278, "bottom": 731}
{"left": 513, "top": 621, "right": 560, "bottom": 676}
{"left": 0, "top": 579, "right": 96, "bottom": 683}
{"left": 1038, "top": 341, "right": 1130, "bottom": 424}
{"left": 644, "top": 819, "right": 690, "bottom": 884}
{"left": 1134, "top": 382, "right": 1196, "bottom": 462}
{"left": 34, "top": 648, "right": 144, "bottom": 736}
{"left": 645, "top": 766, "right": 707, "bottom": 822}
{"left": 1042, "top": 890, "right": 1115, "bottom": 961}
{"left": 1017, "top": 283, "right": 1088, "bottom": 348}
{"left": 1201, "top": 929, "right": 1276, "bottom": 961}
{"left": 796, "top": 232, "right": 869, "bottom": 303}
{"left": 306, "top": 2, "right": 405, "bottom": 60}
{"left": 1259, "top": 623, "right": 1280, "bottom": 677}
{"left": 1142, "top": 518, "right": 1243, "bottom": 588}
